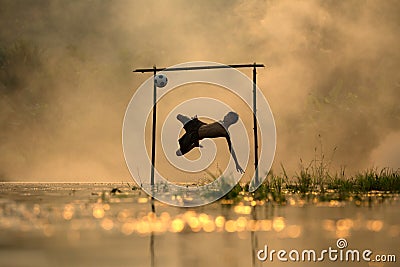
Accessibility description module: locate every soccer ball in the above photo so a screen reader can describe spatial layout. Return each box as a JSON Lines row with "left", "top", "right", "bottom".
{"left": 154, "top": 74, "right": 168, "bottom": 88}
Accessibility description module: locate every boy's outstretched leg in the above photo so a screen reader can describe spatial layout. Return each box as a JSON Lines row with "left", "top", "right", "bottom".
{"left": 177, "top": 114, "right": 191, "bottom": 125}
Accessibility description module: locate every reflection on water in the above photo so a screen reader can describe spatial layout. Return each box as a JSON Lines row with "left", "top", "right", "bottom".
{"left": 150, "top": 198, "right": 155, "bottom": 267}
{"left": 251, "top": 206, "right": 259, "bottom": 267}
{"left": 0, "top": 183, "right": 398, "bottom": 267}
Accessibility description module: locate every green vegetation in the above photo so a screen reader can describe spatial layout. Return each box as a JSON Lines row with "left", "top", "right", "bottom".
{"left": 124, "top": 161, "right": 399, "bottom": 205}
{"left": 233, "top": 144, "right": 400, "bottom": 204}
{"left": 221, "top": 167, "right": 399, "bottom": 204}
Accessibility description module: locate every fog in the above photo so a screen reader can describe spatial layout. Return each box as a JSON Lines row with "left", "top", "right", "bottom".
{"left": 0, "top": 0, "right": 399, "bottom": 182}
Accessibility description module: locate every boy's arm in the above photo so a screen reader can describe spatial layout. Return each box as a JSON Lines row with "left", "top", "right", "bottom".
{"left": 226, "top": 136, "right": 244, "bottom": 173}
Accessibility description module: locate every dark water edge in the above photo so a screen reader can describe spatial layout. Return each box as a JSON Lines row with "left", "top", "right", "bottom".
{"left": 0, "top": 182, "right": 399, "bottom": 267}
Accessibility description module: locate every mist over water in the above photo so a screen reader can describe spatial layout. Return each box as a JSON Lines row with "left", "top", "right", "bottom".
{"left": 0, "top": 0, "right": 399, "bottom": 181}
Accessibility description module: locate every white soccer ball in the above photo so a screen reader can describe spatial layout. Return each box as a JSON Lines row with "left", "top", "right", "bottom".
{"left": 154, "top": 74, "right": 168, "bottom": 88}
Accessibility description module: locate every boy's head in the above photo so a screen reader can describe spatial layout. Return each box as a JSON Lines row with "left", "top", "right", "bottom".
{"left": 223, "top": 111, "right": 239, "bottom": 126}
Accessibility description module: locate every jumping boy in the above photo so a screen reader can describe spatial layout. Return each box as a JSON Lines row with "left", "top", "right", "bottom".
{"left": 175, "top": 112, "right": 244, "bottom": 173}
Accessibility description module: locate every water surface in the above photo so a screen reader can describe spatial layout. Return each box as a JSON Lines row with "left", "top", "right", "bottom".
{"left": 0, "top": 183, "right": 398, "bottom": 267}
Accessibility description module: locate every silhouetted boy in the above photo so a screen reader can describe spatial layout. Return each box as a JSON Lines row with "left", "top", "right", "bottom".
{"left": 176, "top": 112, "right": 244, "bottom": 173}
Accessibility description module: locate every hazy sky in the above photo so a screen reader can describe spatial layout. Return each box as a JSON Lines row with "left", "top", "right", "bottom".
{"left": 0, "top": 0, "right": 399, "bottom": 182}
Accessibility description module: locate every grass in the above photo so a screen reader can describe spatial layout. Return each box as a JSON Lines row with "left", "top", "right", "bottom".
{"left": 122, "top": 145, "right": 399, "bottom": 205}
{"left": 123, "top": 166, "right": 399, "bottom": 205}
{"left": 222, "top": 142, "right": 399, "bottom": 204}
{"left": 251, "top": 142, "right": 400, "bottom": 203}
{"left": 224, "top": 167, "right": 400, "bottom": 204}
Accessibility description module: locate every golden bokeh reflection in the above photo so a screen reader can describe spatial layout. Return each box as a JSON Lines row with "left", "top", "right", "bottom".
{"left": 286, "top": 225, "right": 302, "bottom": 238}
{"left": 234, "top": 204, "right": 252, "bottom": 215}
{"left": 225, "top": 220, "right": 236, "bottom": 233}
{"left": 336, "top": 219, "right": 354, "bottom": 231}
{"left": 63, "top": 204, "right": 74, "bottom": 220}
{"left": 322, "top": 219, "right": 336, "bottom": 232}
{"left": 215, "top": 216, "right": 225, "bottom": 229}
{"left": 101, "top": 218, "right": 114, "bottom": 231}
{"left": 1, "top": 184, "right": 396, "bottom": 242}
{"left": 203, "top": 220, "right": 216, "bottom": 233}
{"left": 170, "top": 218, "right": 185, "bottom": 233}
{"left": 272, "top": 217, "right": 286, "bottom": 232}
{"left": 366, "top": 220, "right": 383, "bottom": 232}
